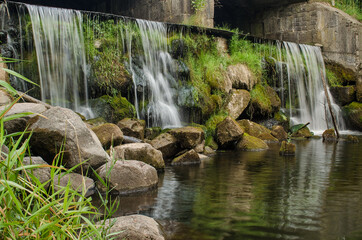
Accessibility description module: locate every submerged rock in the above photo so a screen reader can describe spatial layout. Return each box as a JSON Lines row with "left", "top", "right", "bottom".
{"left": 169, "top": 126, "right": 204, "bottom": 149}
{"left": 98, "top": 215, "right": 165, "bottom": 240}
{"left": 96, "top": 160, "right": 158, "bottom": 195}
{"left": 236, "top": 134, "right": 269, "bottom": 151}
{"left": 113, "top": 143, "right": 165, "bottom": 170}
{"left": 91, "top": 123, "right": 124, "bottom": 149}
{"left": 171, "top": 149, "right": 200, "bottom": 166}
{"left": 28, "top": 106, "right": 110, "bottom": 172}
{"left": 346, "top": 135, "right": 359, "bottom": 143}
{"left": 54, "top": 173, "right": 95, "bottom": 197}
{"left": 279, "top": 141, "right": 296, "bottom": 156}
{"left": 322, "top": 129, "right": 337, "bottom": 142}
{"left": 216, "top": 116, "right": 244, "bottom": 148}
{"left": 117, "top": 118, "right": 146, "bottom": 140}
{"left": 224, "top": 89, "right": 251, "bottom": 119}
{"left": 150, "top": 133, "right": 179, "bottom": 159}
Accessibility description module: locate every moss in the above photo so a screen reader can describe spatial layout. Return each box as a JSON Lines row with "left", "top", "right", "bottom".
{"left": 326, "top": 63, "right": 357, "bottom": 85}
{"left": 205, "top": 135, "right": 218, "bottom": 150}
{"left": 249, "top": 84, "right": 281, "bottom": 118}
{"left": 204, "top": 111, "right": 228, "bottom": 138}
{"left": 100, "top": 94, "right": 136, "bottom": 123}
{"left": 343, "top": 102, "right": 362, "bottom": 130}
{"left": 236, "top": 133, "right": 269, "bottom": 151}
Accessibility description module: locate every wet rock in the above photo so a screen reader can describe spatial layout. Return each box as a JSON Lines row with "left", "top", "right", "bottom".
{"left": 85, "top": 117, "right": 107, "bottom": 127}
{"left": 28, "top": 106, "right": 110, "bottom": 172}
{"left": 346, "top": 135, "right": 359, "bottom": 143}
{"left": 205, "top": 136, "right": 218, "bottom": 150}
{"left": 330, "top": 86, "right": 355, "bottom": 106}
{"left": 216, "top": 116, "right": 244, "bottom": 148}
{"left": 98, "top": 215, "right": 165, "bottom": 240}
{"left": 174, "top": 60, "right": 190, "bottom": 80}
{"left": 171, "top": 39, "right": 188, "bottom": 59}
{"left": 169, "top": 126, "right": 204, "bottom": 149}
{"left": 291, "top": 126, "right": 313, "bottom": 138}
{"left": 96, "top": 160, "right": 158, "bottom": 194}
{"left": 113, "top": 143, "right": 165, "bottom": 170}
{"left": 150, "top": 133, "right": 179, "bottom": 159}
{"left": 238, "top": 119, "right": 277, "bottom": 142}
{"left": 357, "top": 77, "right": 362, "bottom": 102}
{"left": 54, "top": 173, "right": 95, "bottom": 197}
{"left": 0, "top": 88, "right": 12, "bottom": 106}
{"left": 322, "top": 129, "right": 337, "bottom": 142}
{"left": 226, "top": 63, "right": 257, "bottom": 91}
{"left": 271, "top": 125, "right": 288, "bottom": 141}
{"left": 22, "top": 156, "right": 51, "bottom": 189}
{"left": 279, "top": 141, "right": 296, "bottom": 156}
{"left": 145, "top": 127, "right": 162, "bottom": 140}
{"left": 343, "top": 102, "right": 362, "bottom": 131}
{"left": 117, "top": 118, "right": 145, "bottom": 140}
{"left": 203, "top": 146, "right": 215, "bottom": 155}
{"left": 236, "top": 134, "right": 269, "bottom": 151}
{"left": 225, "top": 89, "right": 251, "bottom": 119}
{"left": 171, "top": 149, "right": 200, "bottom": 166}
{"left": 0, "top": 103, "right": 47, "bottom": 134}
{"left": 194, "top": 140, "right": 205, "bottom": 153}
{"left": 123, "top": 135, "right": 143, "bottom": 144}
{"left": 91, "top": 123, "right": 124, "bottom": 149}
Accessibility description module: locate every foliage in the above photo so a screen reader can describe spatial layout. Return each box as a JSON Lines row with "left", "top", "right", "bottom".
{"left": 204, "top": 111, "right": 228, "bottom": 138}
{"left": 319, "top": 0, "right": 362, "bottom": 21}
{"left": 191, "top": 0, "right": 207, "bottom": 12}
{"left": 326, "top": 68, "right": 342, "bottom": 87}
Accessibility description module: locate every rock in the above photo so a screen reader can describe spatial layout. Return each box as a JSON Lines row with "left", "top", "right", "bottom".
{"left": 343, "top": 102, "right": 362, "bottom": 131}
{"left": 236, "top": 134, "right": 269, "bottom": 151}
{"left": 1, "top": 144, "right": 9, "bottom": 159}
{"left": 150, "top": 133, "right": 179, "bottom": 159}
{"left": 237, "top": 119, "right": 278, "bottom": 142}
{"left": 117, "top": 118, "right": 145, "bottom": 140}
{"left": 85, "top": 117, "right": 107, "bottom": 127}
{"left": 169, "top": 126, "right": 204, "bottom": 149}
{"left": 96, "top": 160, "right": 158, "bottom": 194}
{"left": 203, "top": 146, "right": 215, "bottom": 155}
{"left": 123, "top": 135, "right": 143, "bottom": 144}
{"left": 0, "top": 88, "right": 12, "bottom": 106}
{"left": 226, "top": 64, "right": 257, "bottom": 91}
{"left": 322, "top": 129, "right": 337, "bottom": 142}
{"left": 346, "top": 135, "right": 359, "bottom": 143}
{"left": 91, "top": 123, "right": 124, "bottom": 149}
{"left": 171, "top": 149, "right": 200, "bottom": 166}
{"left": 54, "top": 173, "right": 95, "bottom": 197}
{"left": 0, "top": 103, "right": 47, "bottom": 134}
{"left": 271, "top": 125, "right": 288, "bottom": 141}
{"left": 28, "top": 106, "right": 110, "bottom": 171}
{"left": 224, "top": 89, "right": 251, "bottom": 119}
{"left": 330, "top": 86, "right": 355, "bottom": 106}
{"left": 194, "top": 140, "right": 205, "bottom": 153}
{"left": 279, "top": 141, "right": 296, "bottom": 156}
{"left": 198, "top": 154, "right": 210, "bottom": 161}
{"left": 113, "top": 143, "right": 165, "bottom": 170}
{"left": 205, "top": 136, "right": 218, "bottom": 150}
{"left": 98, "top": 215, "right": 165, "bottom": 240}
{"left": 216, "top": 116, "right": 244, "bottom": 148}
{"left": 249, "top": 84, "right": 281, "bottom": 118}
{"left": 291, "top": 126, "right": 313, "bottom": 138}
{"left": 0, "top": 58, "right": 9, "bottom": 82}
{"left": 22, "top": 156, "right": 51, "bottom": 189}
{"left": 145, "top": 127, "right": 162, "bottom": 140}
{"left": 357, "top": 77, "right": 362, "bottom": 102}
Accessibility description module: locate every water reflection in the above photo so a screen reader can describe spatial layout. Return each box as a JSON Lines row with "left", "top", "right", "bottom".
{"left": 112, "top": 138, "right": 362, "bottom": 240}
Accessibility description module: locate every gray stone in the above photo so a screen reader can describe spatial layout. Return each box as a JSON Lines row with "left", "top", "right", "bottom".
{"left": 169, "top": 126, "right": 204, "bottom": 149}
{"left": 0, "top": 89, "right": 12, "bottom": 106}
{"left": 91, "top": 123, "right": 124, "bottom": 149}
{"left": 113, "top": 143, "right": 165, "bottom": 170}
{"left": 22, "top": 156, "right": 51, "bottom": 189}
{"left": 330, "top": 86, "right": 356, "bottom": 106}
{"left": 28, "top": 106, "right": 110, "bottom": 172}
{"left": 171, "top": 149, "right": 200, "bottom": 165}
{"left": 271, "top": 125, "right": 288, "bottom": 141}
{"left": 98, "top": 215, "right": 165, "bottom": 240}
{"left": 227, "top": 64, "right": 257, "bottom": 90}
{"left": 96, "top": 160, "right": 158, "bottom": 195}
{"left": 225, "top": 89, "right": 251, "bottom": 119}
{"left": 150, "top": 133, "right": 179, "bottom": 159}
{"left": 216, "top": 116, "right": 244, "bottom": 148}
{"left": 117, "top": 118, "right": 145, "bottom": 140}
{"left": 54, "top": 173, "right": 95, "bottom": 197}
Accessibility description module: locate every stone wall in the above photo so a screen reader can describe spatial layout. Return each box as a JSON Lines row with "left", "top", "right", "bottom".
{"left": 250, "top": 2, "right": 361, "bottom": 76}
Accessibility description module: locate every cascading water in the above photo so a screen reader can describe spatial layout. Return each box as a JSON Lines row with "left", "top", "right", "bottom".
{"left": 128, "top": 19, "right": 182, "bottom": 128}
{"left": 276, "top": 42, "right": 345, "bottom": 132}
{"left": 26, "top": 5, "right": 93, "bottom": 118}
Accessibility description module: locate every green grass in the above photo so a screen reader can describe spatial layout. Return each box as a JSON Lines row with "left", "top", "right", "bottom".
{"left": 317, "top": 0, "right": 362, "bottom": 21}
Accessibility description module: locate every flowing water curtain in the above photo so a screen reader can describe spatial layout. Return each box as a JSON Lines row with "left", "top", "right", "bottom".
{"left": 279, "top": 42, "right": 345, "bottom": 132}
{"left": 26, "top": 5, "right": 93, "bottom": 118}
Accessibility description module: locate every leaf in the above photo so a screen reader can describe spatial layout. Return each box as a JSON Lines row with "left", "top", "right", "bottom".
{"left": 3, "top": 112, "right": 34, "bottom": 122}
{"left": 0, "top": 80, "right": 17, "bottom": 96}
{"left": 2, "top": 69, "right": 40, "bottom": 87}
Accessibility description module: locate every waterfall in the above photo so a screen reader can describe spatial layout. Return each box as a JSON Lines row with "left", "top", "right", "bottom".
{"left": 129, "top": 19, "right": 181, "bottom": 128}
{"left": 276, "top": 42, "right": 345, "bottom": 132}
{"left": 26, "top": 5, "right": 93, "bottom": 118}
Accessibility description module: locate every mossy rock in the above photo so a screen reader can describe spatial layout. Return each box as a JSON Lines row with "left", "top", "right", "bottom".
{"left": 291, "top": 126, "right": 313, "bottom": 138}
{"left": 343, "top": 102, "right": 362, "bottom": 131}
{"left": 236, "top": 133, "right": 269, "bottom": 151}
{"left": 100, "top": 94, "right": 136, "bottom": 123}
{"left": 248, "top": 84, "right": 281, "bottom": 119}
{"left": 326, "top": 62, "right": 357, "bottom": 85}
{"left": 279, "top": 141, "right": 296, "bottom": 156}
{"left": 205, "top": 135, "right": 218, "bottom": 150}
{"left": 92, "top": 123, "right": 124, "bottom": 149}
{"left": 329, "top": 86, "right": 355, "bottom": 106}
{"left": 322, "top": 129, "right": 336, "bottom": 142}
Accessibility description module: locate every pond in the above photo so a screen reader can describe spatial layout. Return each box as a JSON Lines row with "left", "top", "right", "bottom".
{"left": 103, "top": 137, "right": 362, "bottom": 240}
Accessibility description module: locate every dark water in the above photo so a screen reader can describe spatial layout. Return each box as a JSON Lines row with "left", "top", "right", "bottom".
{"left": 107, "top": 138, "right": 362, "bottom": 240}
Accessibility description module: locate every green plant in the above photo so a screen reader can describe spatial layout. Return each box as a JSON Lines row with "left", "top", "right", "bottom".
{"left": 191, "top": 0, "right": 207, "bottom": 12}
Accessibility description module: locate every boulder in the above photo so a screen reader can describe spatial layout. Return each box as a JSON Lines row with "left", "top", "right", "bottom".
{"left": 171, "top": 149, "right": 200, "bottom": 165}
{"left": 205, "top": 136, "right": 218, "bottom": 150}
{"left": 145, "top": 127, "right": 162, "bottom": 140}
{"left": 169, "top": 126, "right": 204, "bottom": 149}
{"left": 113, "top": 143, "right": 165, "bottom": 170}
{"left": 203, "top": 146, "right": 215, "bottom": 155}
{"left": 0, "top": 59, "right": 9, "bottom": 82}
{"left": 291, "top": 126, "right": 313, "bottom": 138}
{"left": 271, "top": 125, "right": 288, "bottom": 141}
{"left": 0, "top": 103, "right": 47, "bottom": 134}
{"left": 54, "top": 173, "right": 95, "bottom": 197}
{"left": 322, "top": 129, "right": 337, "bottom": 142}
{"left": 330, "top": 86, "right": 355, "bottom": 106}
{"left": 346, "top": 135, "right": 359, "bottom": 143}
{"left": 249, "top": 84, "right": 281, "bottom": 118}
{"left": 237, "top": 119, "right": 278, "bottom": 142}
{"left": 356, "top": 76, "right": 362, "bottom": 102}
{"left": 236, "top": 134, "right": 269, "bottom": 151}
{"left": 226, "top": 64, "right": 257, "bottom": 91}
{"left": 216, "top": 116, "right": 244, "bottom": 148}
{"left": 279, "top": 141, "right": 296, "bottom": 156}
{"left": 98, "top": 215, "right": 165, "bottom": 240}
{"left": 0, "top": 88, "right": 12, "bottom": 106}
{"left": 194, "top": 140, "right": 205, "bottom": 153}
{"left": 123, "top": 135, "right": 143, "bottom": 144}
{"left": 224, "top": 89, "right": 251, "bottom": 119}
{"left": 343, "top": 102, "right": 362, "bottom": 131}
{"left": 28, "top": 107, "right": 110, "bottom": 171}
{"left": 22, "top": 156, "right": 51, "bottom": 188}
{"left": 91, "top": 123, "right": 124, "bottom": 149}
{"left": 150, "top": 133, "right": 179, "bottom": 159}
{"left": 96, "top": 160, "right": 158, "bottom": 194}
{"left": 117, "top": 118, "right": 145, "bottom": 140}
